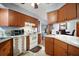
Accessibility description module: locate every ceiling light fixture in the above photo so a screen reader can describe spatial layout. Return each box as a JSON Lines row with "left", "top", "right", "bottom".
{"left": 31, "top": 3, "right": 40, "bottom": 9}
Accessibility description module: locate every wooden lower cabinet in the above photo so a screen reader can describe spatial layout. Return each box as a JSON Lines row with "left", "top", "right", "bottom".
{"left": 54, "top": 39, "right": 67, "bottom": 56}
{"left": 76, "top": 22, "right": 79, "bottom": 37}
{"left": 26, "top": 36, "right": 30, "bottom": 51}
{"left": 38, "top": 33, "right": 42, "bottom": 44}
{"left": 45, "top": 37, "right": 54, "bottom": 56}
{"left": 0, "top": 39, "right": 13, "bottom": 56}
{"left": 68, "top": 45, "right": 79, "bottom": 56}
{"left": 45, "top": 37, "right": 79, "bottom": 56}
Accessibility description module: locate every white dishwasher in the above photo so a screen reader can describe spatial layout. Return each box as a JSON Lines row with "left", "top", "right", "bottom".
{"left": 13, "top": 36, "right": 26, "bottom": 56}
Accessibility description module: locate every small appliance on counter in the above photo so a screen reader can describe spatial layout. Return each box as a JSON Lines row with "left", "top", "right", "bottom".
{"left": 11, "top": 29, "right": 24, "bottom": 36}
{"left": 0, "top": 26, "right": 24, "bottom": 37}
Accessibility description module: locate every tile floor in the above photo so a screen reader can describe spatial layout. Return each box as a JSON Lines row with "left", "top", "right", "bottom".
{"left": 20, "top": 45, "right": 48, "bottom": 56}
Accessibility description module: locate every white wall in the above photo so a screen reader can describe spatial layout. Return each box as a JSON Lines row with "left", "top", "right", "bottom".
{"left": 52, "top": 19, "right": 79, "bottom": 36}
{"left": 67, "top": 19, "right": 79, "bottom": 36}
{"left": 52, "top": 23, "right": 59, "bottom": 34}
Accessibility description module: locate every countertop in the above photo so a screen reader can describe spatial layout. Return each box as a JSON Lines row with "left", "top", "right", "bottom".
{"left": 0, "top": 34, "right": 28, "bottom": 43}
{"left": 45, "top": 34, "right": 79, "bottom": 48}
{"left": 0, "top": 32, "right": 39, "bottom": 43}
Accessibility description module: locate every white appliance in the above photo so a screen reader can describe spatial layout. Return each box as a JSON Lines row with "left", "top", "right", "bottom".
{"left": 24, "top": 22, "right": 38, "bottom": 49}
{"left": 29, "top": 28, "right": 38, "bottom": 49}
{"left": 13, "top": 36, "right": 26, "bottom": 56}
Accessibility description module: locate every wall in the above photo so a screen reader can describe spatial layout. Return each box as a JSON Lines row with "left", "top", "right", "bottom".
{"left": 41, "top": 24, "right": 47, "bottom": 36}
{"left": 52, "top": 23, "right": 59, "bottom": 34}
{"left": 52, "top": 19, "right": 79, "bottom": 36}
{"left": 0, "top": 4, "right": 7, "bottom": 8}
{"left": 66, "top": 19, "right": 79, "bottom": 36}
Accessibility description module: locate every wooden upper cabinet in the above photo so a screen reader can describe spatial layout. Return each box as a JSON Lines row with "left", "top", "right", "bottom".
{"left": 65, "top": 3, "right": 76, "bottom": 20}
{"left": 58, "top": 3, "right": 76, "bottom": 22}
{"left": 9, "top": 10, "right": 24, "bottom": 27}
{"left": 38, "top": 33, "right": 42, "bottom": 44}
{"left": 76, "top": 22, "right": 79, "bottom": 37}
{"left": 0, "top": 8, "right": 39, "bottom": 27}
{"left": 58, "top": 6, "right": 65, "bottom": 22}
{"left": 9, "top": 10, "right": 18, "bottom": 26}
{"left": 47, "top": 11, "right": 57, "bottom": 24}
{"left": 77, "top": 3, "right": 79, "bottom": 18}
{"left": 0, "top": 8, "right": 8, "bottom": 26}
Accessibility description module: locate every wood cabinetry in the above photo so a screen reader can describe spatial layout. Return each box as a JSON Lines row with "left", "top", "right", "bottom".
{"left": 54, "top": 39, "right": 67, "bottom": 56}
{"left": 0, "top": 8, "right": 39, "bottom": 27}
{"left": 26, "top": 36, "right": 30, "bottom": 51}
{"left": 58, "top": 6, "right": 65, "bottom": 22}
{"left": 65, "top": 3, "right": 76, "bottom": 20}
{"left": 77, "top": 3, "right": 79, "bottom": 18}
{"left": 76, "top": 22, "right": 79, "bottom": 36}
{"left": 0, "top": 8, "right": 8, "bottom": 26}
{"left": 0, "top": 9, "right": 25, "bottom": 27}
{"left": 0, "top": 39, "right": 13, "bottom": 56}
{"left": 68, "top": 45, "right": 79, "bottom": 56}
{"left": 45, "top": 37, "right": 79, "bottom": 56}
{"left": 38, "top": 33, "right": 42, "bottom": 44}
{"left": 58, "top": 3, "right": 76, "bottom": 22}
{"left": 47, "top": 11, "right": 57, "bottom": 24}
{"left": 9, "top": 10, "right": 39, "bottom": 27}
{"left": 9, "top": 10, "right": 25, "bottom": 27}
{"left": 45, "top": 37, "right": 54, "bottom": 55}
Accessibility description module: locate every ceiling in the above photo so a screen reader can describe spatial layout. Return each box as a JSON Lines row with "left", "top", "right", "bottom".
{"left": 15, "top": 3, "right": 65, "bottom": 20}
{"left": 1, "top": 3, "right": 65, "bottom": 25}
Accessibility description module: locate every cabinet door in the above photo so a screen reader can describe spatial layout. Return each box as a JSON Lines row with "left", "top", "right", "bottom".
{"left": 9, "top": 10, "right": 24, "bottom": 27}
{"left": 76, "top": 22, "right": 79, "bottom": 37}
{"left": 47, "top": 11, "right": 57, "bottom": 24}
{"left": 68, "top": 45, "right": 79, "bottom": 56}
{"left": 77, "top": 3, "right": 79, "bottom": 18}
{"left": 45, "top": 37, "right": 54, "bottom": 55}
{"left": 16, "top": 13, "right": 25, "bottom": 27}
{"left": 9, "top": 10, "right": 18, "bottom": 26}
{"left": 26, "top": 36, "right": 30, "bottom": 51}
{"left": 38, "top": 33, "right": 42, "bottom": 44}
{"left": 58, "top": 3, "right": 76, "bottom": 22}
{"left": 65, "top": 3, "right": 76, "bottom": 20}
{"left": 0, "top": 39, "right": 13, "bottom": 56}
{"left": 0, "top": 8, "right": 8, "bottom": 26}
{"left": 54, "top": 39, "right": 67, "bottom": 56}
{"left": 58, "top": 7, "right": 65, "bottom": 22}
